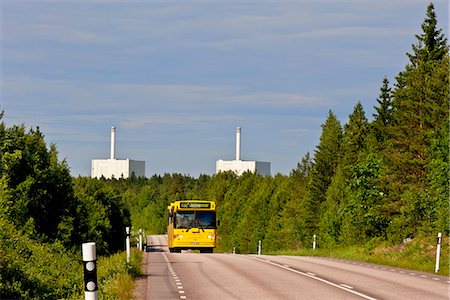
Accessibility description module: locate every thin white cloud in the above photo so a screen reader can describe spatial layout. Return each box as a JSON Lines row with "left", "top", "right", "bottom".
{"left": 2, "top": 75, "right": 324, "bottom": 113}
{"left": 121, "top": 113, "right": 239, "bottom": 129}
{"left": 232, "top": 93, "right": 325, "bottom": 107}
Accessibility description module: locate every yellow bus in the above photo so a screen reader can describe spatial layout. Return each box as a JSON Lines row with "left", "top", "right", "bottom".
{"left": 167, "top": 200, "right": 217, "bottom": 253}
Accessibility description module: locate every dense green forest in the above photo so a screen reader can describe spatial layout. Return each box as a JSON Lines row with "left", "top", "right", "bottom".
{"left": 0, "top": 120, "right": 134, "bottom": 297}
{"left": 116, "top": 3, "right": 449, "bottom": 252}
{"left": 0, "top": 3, "right": 448, "bottom": 298}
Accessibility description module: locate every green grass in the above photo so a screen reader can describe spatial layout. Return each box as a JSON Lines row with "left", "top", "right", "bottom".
{"left": 268, "top": 234, "right": 449, "bottom": 276}
{"left": 97, "top": 248, "right": 143, "bottom": 300}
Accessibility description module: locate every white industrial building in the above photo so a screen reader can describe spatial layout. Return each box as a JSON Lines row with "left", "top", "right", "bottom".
{"left": 91, "top": 127, "right": 146, "bottom": 179}
{"left": 216, "top": 127, "right": 271, "bottom": 176}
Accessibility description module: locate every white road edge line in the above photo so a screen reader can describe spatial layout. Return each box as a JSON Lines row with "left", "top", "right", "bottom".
{"left": 163, "top": 252, "right": 187, "bottom": 298}
{"left": 340, "top": 284, "right": 354, "bottom": 289}
{"left": 248, "top": 256, "right": 378, "bottom": 300}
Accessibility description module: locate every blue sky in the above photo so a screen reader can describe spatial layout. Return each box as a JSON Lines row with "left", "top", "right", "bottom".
{"left": 1, "top": 0, "right": 448, "bottom": 177}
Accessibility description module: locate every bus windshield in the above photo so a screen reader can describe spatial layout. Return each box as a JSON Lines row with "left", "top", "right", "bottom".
{"left": 175, "top": 211, "right": 216, "bottom": 229}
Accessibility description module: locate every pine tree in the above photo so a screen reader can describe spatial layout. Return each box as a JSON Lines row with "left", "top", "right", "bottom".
{"left": 372, "top": 77, "right": 393, "bottom": 144}
{"left": 341, "top": 102, "right": 369, "bottom": 167}
{"left": 383, "top": 4, "right": 449, "bottom": 241}
{"left": 300, "top": 111, "right": 342, "bottom": 237}
{"left": 291, "top": 152, "right": 312, "bottom": 181}
{"left": 312, "top": 111, "right": 343, "bottom": 188}
{"left": 319, "top": 103, "right": 369, "bottom": 244}
{"left": 389, "top": 3, "right": 449, "bottom": 188}
{"left": 407, "top": 3, "right": 448, "bottom": 66}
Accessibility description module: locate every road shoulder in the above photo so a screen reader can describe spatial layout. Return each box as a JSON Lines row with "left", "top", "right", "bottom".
{"left": 132, "top": 250, "right": 149, "bottom": 300}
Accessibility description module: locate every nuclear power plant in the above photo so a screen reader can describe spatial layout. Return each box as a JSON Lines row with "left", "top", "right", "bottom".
{"left": 91, "top": 127, "right": 146, "bottom": 179}
{"left": 216, "top": 127, "right": 271, "bottom": 176}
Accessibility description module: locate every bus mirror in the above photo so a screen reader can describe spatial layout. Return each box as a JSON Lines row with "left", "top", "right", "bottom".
{"left": 217, "top": 220, "right": 220, "bottom": 227}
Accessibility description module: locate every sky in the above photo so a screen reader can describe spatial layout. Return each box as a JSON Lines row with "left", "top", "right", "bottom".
{"left": 1, "top": 0, "right": 449, "bottom": 178}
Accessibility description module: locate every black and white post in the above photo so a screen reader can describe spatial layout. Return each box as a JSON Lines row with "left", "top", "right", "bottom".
{"left": 82, "top": 242, "right": 98, "bottom": 300}
{"left": 313, "top": 234, "right": 317, "bottom": 250}
{"left": 435, "top": 232, "right": 442, "bottom": 273}
{"left": 139, "top": 229, "right": 143, "bottom": 251}
{"left": 126, "top": 226, "right": 131, "bottom": 263}
{"left": 258, "top": 240, "right": 262, "bottom": 255}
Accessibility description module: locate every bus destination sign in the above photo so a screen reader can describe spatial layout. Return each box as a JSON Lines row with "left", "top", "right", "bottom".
{"left": 180, "top": 202, "right": 211, "bottom": 209}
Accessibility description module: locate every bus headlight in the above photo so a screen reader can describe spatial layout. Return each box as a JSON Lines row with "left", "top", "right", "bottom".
{"left": 208, "top": 235, "right": 215, "bottom": 239}
{"left": 175, "top": 234, "right": 183, "bottom": 239}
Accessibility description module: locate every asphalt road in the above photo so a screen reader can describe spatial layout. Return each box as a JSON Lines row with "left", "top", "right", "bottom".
{"left": 133, "top": 235, "right": 450, "bottom": 300}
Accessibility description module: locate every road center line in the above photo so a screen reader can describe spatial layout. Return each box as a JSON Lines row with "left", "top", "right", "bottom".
{"left": 247, "top": 256, "right": 378, "bottom": 300}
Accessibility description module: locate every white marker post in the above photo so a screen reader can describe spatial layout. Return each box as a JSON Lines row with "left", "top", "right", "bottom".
{"left": 139, "top": 229, "right": 143, "bottom": 251}
{"left": 82, "top": 242, "right": 98, "bottom": 300}
{"left": 258, "top": 240, "right": 262, "bottom": 255}
{"left": 126, "top": 227, "right": 130, "bottom": 263}
{"left": 435, "top": 232, "right": 442, "bottom": 273}
{"left": 313, "top": 234, "right": 317, "bottom": 250}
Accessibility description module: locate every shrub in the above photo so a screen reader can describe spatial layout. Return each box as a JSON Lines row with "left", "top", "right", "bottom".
{"left": 0, "top": 218, "right": 83, "bottom": 300}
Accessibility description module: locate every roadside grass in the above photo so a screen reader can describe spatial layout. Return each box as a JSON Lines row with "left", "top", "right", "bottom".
{"left": 98, "top": 248, "right": 143, "bottom": 300}
{"left": 268, "top": 234, "right": 449, "bottom": 276}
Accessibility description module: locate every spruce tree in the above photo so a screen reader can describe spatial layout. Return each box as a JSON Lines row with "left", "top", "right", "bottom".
{"left": 319, "top": 103, "right": 369, "bottom": 244}
{"left": 389, "top": 3, "right": 449, "bottom": 188}
{"left": 384, "top": 3, "right": 449, "bottom": 240}
{"left": 300, "top": 111, "right": 342, "bottom": 237}
{"left": 407, "top": 3, "right": 448, "bottom": 66}
{"left": 372, "top": 77, "right": 393, "bottom": 144}
{"left": 341, "top": 101, "right": 369, "bottom": 168}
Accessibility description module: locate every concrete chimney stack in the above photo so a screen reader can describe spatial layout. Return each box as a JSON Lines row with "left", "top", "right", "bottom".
{"left": 236, "top": 127, "right": 241, "bottom": 161}
{"left": 110, "top": 126, "right": 116, "bottom": 159}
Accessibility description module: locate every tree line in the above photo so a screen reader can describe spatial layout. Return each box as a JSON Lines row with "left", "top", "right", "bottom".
{"left": 118, "top": 3, "right": 448, "bottom": 252}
